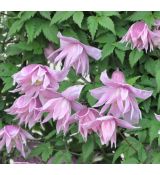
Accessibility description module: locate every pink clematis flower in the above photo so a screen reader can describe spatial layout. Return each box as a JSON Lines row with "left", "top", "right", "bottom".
{"left": 42, "top": 85, "right": 84, "bottom": 134}
{"left": 90, "top": 69, "right": 152, "bottom": 124}
{"left": 5, "top": 95, "right": 42, "bottom": 129}
{"left": 0, "top": 125, "right": 34, "bottom": 157}
{"left": 73, "top": 107, "right": 100, "bottom": 141}
{"left": 154, "top": 113, "right": 160, "bottom": 121}
{"left": 86, "top": 115, "right": 137, "bottom": 147}
{"left": 45, "top": 32, "right": 102, "bottom": 76}
{"left": 121, "top": 21, "right": 154, "bottom": 52}
{"left": 12, "top": 64, "right": 68, "bottom": 97}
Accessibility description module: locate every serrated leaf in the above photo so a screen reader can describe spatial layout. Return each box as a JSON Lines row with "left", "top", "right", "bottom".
{"left": 9, "top": 20, "right": 24, "bottom": 36}
{"left": 30, "top": 142, "right": 53, "bottom": 162}
{"left": 51, "top": 11, "right": 74, "bottom": 24}
{"left": 87, "top": 16, "right": 98, "bottom": 40}
{"left": 98, "top": 16, "right": 115, "bottom": 34}
{"left": 73, "top": 12, "right": 84, "bottom": 28}
{"left": 115, "top": 49, "right": 125, "bottom": 64}
{"left": 128, "top": 12, "right": 151, "bottom": 21}
{"left": 9, "top": 12, "right": 36, "bottom": 36}
{"left": 39, "top": 11, "right": 51, "bottom": 20}
{"left": 42, "top": 22, "right": 58, "bottom": 44}
{"left": 102, "top": 43, "right": 115, "bottom": 59}
{"left": 25, "top": 18, "right": 43, "bottom": 43}
{"left": 129, "top": 50, "right": 143, "bottom": 68}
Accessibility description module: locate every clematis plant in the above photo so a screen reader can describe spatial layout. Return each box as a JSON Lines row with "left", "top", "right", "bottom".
{"left": 90, "top": 69, "right": 152, "bottom": 124}
{"left": 0, "top": 125, "right": 34, "bottom": 157}
{"left": 42, "top": 85, "right": 84, "bottom": 134}
{"left": 73, "top": 107, "right": 100, "bottom": 141}
{"left": 121, "top": 21, "right": 154, "bottom": 52}
{"left": 85, "top": 115, "right": 137, "bottom": 147}
{"left": 45, "top": 32, "right": 102, "bottom": 76}
{"left": 5, "top": 95, "right": 42, "bottom": 129}
{"left": 12, "top": 64, "right": 68, "bottom": 97}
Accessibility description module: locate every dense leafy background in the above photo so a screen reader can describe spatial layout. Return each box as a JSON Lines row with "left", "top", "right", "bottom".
{"left": 0, "top": 11, "right": 160, "bottom": 164}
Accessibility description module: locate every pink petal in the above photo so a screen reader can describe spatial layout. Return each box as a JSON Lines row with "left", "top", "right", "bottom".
{"left": 115, "top": 117, "right": 138, "bottom": 129}
{"left": 100, "top": 70, "right": 110, "bottom": 85}
{"left": 62, "top": 85, "right": 84, "bottom": 101}
{"left": 83, "top": 45, "right": 102, "bottom": 60}
{"left": 129, "top": 86, "right": 152, "bottom": 100}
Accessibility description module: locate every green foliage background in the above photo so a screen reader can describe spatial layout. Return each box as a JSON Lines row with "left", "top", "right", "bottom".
{"left": 0, "top": 11, "right": 160, "bottom": 164}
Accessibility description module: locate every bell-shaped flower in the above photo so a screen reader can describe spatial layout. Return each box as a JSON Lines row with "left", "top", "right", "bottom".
{"left": 5, "top": 95, "right": 42, "bottom": 129}
{"left": 90, "top": 69, "right": 152, "bottom": 124}
{"left": 73, "top": 107, "right": 100, "bottom": 141}
{"left": 12, "top": 64, "right": 68, "bottom": 97}
{"left": 45, "top": 32, "right": 101, "bottom": 76}
{"left": 42, "top": 85, "right": 84, "bottom": 133}
{"left": 86, "top": 115, "right": 137, "bottom": 147}
{"left": 121, "top": 21, "right": 154, "bottom": 52}
{"left": 0, "top": 125, "right": 34, "bottom": 157}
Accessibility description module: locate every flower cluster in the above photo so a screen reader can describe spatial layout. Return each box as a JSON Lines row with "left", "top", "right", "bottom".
{"left": 2, "top": 30, "right": 154, "bottom": 158}
{"left": 121, "top": 21, "right": 160, "bottom": 52}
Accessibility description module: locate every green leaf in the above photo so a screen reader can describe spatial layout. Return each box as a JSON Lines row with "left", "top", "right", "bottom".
{"left": 1, "top": 77, "right": 13, "bottom": 93}
{"left": 73, "top": 12, "right": 84, "bottom": 28}
{"left": 39, "top": 11, "right": 51, "bottom": 20}
{"left": 9, "top": 20, "right": 24, "bottom": 36}
{"left": 52, "top": 151, "right": 72, "bottom": 164}
{"left": 98, "top": 16, "right": 115, "bottom": 34}
{"left": 51, "top": 11, "right": 75, "bottom": 24}
{"left": 127, "top": 76, "right": 140, "bottom": 85}
{"left": 102, "top": 43, "right": 115, "bottom": 59}
{"left": 152, "top": 152, "right": 160, "bottom": 163}
{"left": 25, "top": 18, "right": 43, "bottom": 43}
{"left": 42, "top": 22, "right": 58, "bottom": 44}
{"left": 30, "top": 142, "right": 53, "bottom": 162}
{"left": 143, "top": 98, "right": 151, "bottom": 113}
{"left": 9, "top": 12, "right": 36, "bottom": 36}
{"left": 86, "top": 92, "right": 97, "bottom": 106}
{"left": 157, "top": 94, "right": 160, "bottom": 112}
{"left": 128, "top": 12, "right": 151, "bottom": 21}
{"left": 115, "top": 49, "right": 125, "bottom": 64}
{"left": 122, "top": 157, "right": 139, "bottom": 164}
{"left": 129, "top": 50, "right": 143, "bottom": 68}
{"left": 87, "top": 16, "right": 98, "bottom": 39}
{"left": 96, "top": 11, "right": 120, "bottom": 18}
{"left": 156, "top": 69, "right": 160, "bottom": 92}
{"left": 82, "top": 137, "right": 94, "bottom": 162}
{"left": 149, "top": 120, "right": 160, "bottom": 144}
{"left": 144, "top": 58, "right": 156, "bottom": 76}
{"left": 52, "top": 151, "right": 64, "bottom": 164}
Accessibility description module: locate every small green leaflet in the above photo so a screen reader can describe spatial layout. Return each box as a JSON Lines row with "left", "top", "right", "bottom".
{"left": 87, "top": 16, "right": 98, "bottom": 40}
{"left": 129, "top": 50, "right": 143, "bottom": 68}
{"left": 73, "top": 12, "right": 84, "bottom": 28}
